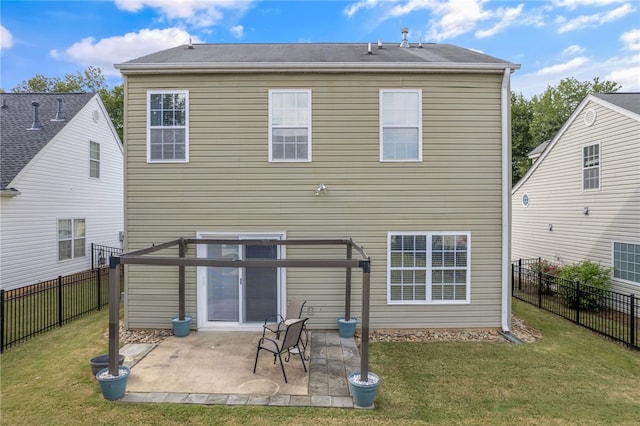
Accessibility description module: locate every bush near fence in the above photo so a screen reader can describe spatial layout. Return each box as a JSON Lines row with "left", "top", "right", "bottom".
{"left": 1, "top": 244, "right": 123, "bottom": 352}
{"left": 512, "top": 258, "right": 638, "bottom": 350}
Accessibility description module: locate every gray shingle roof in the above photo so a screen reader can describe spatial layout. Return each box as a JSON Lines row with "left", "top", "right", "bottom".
{"left": 0, "top": 92, "right": 95, "bottom": 190}
{"left": 592, "top": 92, "right": 640, "bottom": 115}
{"left": 116, "top": 43, "right": 519, "bottom": 71}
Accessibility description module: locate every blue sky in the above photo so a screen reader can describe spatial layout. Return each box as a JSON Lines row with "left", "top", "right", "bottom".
{"left": 1, "top": 0, "right": 639, "bottom": 97}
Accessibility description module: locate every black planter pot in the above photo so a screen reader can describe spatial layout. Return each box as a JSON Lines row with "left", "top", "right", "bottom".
{"left": 90, "top": 354, "right": 125, "bottom": 376}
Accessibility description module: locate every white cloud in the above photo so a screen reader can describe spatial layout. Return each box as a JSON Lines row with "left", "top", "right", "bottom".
{"left": 1, "top": 25, "right": 13, "bottom": 50}
{"left": 344, "top": 0, "right": 384, "bottom": 18}
{"left": 115, "top": 0, "right": 251, "bottom": 28}
{"left": 49, "top": 28, "right": 202, "bottom": 77}
{"left": 475, "top": 4, "right": 525, "bottom": 39}
{"left": 230, "top": 25, "right": 244, "bottom": 39}
{"left": 562, "top": 44, "right": 585, "bottom": 56}
{"left": 422, "top": 0, "right": 492, "bottom": 41}
{"left": 533, "top": 56, "right": 591, "bottom": 76}
{"left": 557, "top": 3, "right": 636, "bottom": 33}
{"left": 553, "top": 0, "right": 627, "bottom": 11}
{"left": 621, "top": 28, "right": 640, "bottom": 51}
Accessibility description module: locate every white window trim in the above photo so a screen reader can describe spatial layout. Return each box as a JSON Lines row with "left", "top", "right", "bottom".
{"left": 612, "top": 241, "right": 640, "bottom": 286}
{"left": 387, "top": 231, "right": 471, "bottom": 305}
{"left": 268, "top": 89, "right": 312, "bottom": 162}
{"left": 379, "top": 89, "right": 423, "bottom": 162}
{"left": 57, "top": 218, "right": 86, "bottom": 262}
{"left": 146, "top": 90, "right": 189, "bottom": 164}
{"left": 581, "top": 142, "right": 600, "bottom": 191}
{"left": 89, "top": 141, "right": 100, "bottom": 179}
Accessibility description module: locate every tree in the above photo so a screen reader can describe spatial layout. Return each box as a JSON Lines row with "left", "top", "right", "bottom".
{"left": 511, "top": 77, "right": 620, "bottom": 184}
{"left": 10, "top": 66, "right": 123, "bottom": 140}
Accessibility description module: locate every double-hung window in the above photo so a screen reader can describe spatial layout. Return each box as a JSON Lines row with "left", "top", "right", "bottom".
{"left": 613, "top": 242, "right": 640, "bottom": 284}
{"left": 58, "top": 219, "right": 86, "bottom": 261}
{"left": 380, "top": 89, "right": 422, "bottom": 161}
{"left": 388, "top": 232, "right": 470, "bottom": 304}
{"left": 147, "top": 90, "right": 189, "bottom": 163}
{"left": 269, "top": 89, "right": 311, "bottom": 162}
{"left": 582, "top": 143, "right": 600, "bottom": 190}
{"left": 89, "top": 141, "right": 100, "bottom": 178}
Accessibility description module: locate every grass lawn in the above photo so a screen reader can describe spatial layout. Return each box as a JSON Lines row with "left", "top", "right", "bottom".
{"left": 1, "top": 300, "right": 638, "bottom": 425}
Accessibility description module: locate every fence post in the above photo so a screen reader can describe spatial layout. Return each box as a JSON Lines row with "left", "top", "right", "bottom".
{"left": 518, "top": 259, "right": 522, "bottom": 290}
{"left": 96, "top": 267, "right": 101, "bottom": 310}
{"left": 575, "top": 281, "right": 581, "bottom": 325}
{"left": 58, "top": 276, "right": 63, "bottom": 327}
{"left": 630, "top": 294, "right": 636, "bottom": 349}
{"left": 537, "top": 269, "right": 543, "bottom": 308}
{"left": 91, "top": 243, "right": 95, "bottom": 270}
{"left": 0, "top": 289, "right": 4, "bottom": 353}
{"left": 511, "top": 262, "right": 515, "bottom": 295}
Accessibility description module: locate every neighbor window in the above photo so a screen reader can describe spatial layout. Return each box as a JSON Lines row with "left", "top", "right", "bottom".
{"left": 89, "top": 141, "right": 100, "bottom": 178}
{"left": 583, "top": 143, "right": 600, "bottom": 190}
{"left": 269, "top": 89, "right": 311, "bottom": 161}
{"left": 380, "top": 89, "right": 422, "bottom": 161}
{"left": 388, "top": 232, "right": 470, "bottom": 303}
{"left": 147, "top": 90, "right": 189, "bottom": 162}
{"left": 613, "top": 242, "right": 640, "bottom": 284}
{"left": 58, "top": 219, "right": 86, "bottom": 261}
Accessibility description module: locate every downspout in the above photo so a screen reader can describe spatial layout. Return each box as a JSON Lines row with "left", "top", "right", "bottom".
{"left": 500, "top": 67, "right": 512, "bottom": 333}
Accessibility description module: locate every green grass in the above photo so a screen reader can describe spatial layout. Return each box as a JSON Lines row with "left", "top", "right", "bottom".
{"left": 1, "top": 300, "right": 639, "bottom": 425}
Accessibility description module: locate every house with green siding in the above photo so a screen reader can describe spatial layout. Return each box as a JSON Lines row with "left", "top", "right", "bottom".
{"left": 115, "top": 31, "right": 520, "bottom": 333}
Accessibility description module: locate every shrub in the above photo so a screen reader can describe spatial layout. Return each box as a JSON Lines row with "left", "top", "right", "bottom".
{"left": 557, "top": 260, "right": 612, "bottom": 312}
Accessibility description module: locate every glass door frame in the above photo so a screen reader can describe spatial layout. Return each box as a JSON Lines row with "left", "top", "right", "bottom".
{"left": 196, "top": 231, "right": 287, "bottom": 331}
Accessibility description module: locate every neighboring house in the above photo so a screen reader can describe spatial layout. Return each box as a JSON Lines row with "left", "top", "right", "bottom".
{"left": 115, "top": 32, "right": 520, "bottom": 331}
{"left": 512, "top": 93, "right": 640, "bottom": 296}
{"left": 0, "top": 93, "right": 124, "bottom": 290}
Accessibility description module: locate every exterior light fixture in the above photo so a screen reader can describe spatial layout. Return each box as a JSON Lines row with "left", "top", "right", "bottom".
{"left": 583, "top": 207, "right": 589, "bottom": 215}
{"left": 548, "top": 224, "right": 553, "bottom": 231}
{"left": 315, "top": 184, "right": 328, "bottom": 196}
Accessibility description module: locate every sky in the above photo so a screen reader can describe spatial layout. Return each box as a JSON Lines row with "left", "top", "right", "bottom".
{"left": 1, "top": 0, "right": 639, "bottom": 98}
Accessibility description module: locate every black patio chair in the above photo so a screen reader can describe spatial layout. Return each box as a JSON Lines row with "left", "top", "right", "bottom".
{"left": 253, "top": 318, "right": 308, "bottom": 383}
{"left": 262, "top": 297, "right": 309, "bottom": 359}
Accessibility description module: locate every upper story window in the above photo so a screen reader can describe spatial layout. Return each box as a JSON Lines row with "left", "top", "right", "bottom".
{"left": 269, "top": 89, "right": 312, "bottom": 162}
{"left": 147, "top": 91, "right": 189, "bottom": 163}
{"left": 613, "top": 242, "right": 639, "bottom": 285}
{"left": 387, "top": 232, "right": 470, "bottom": 304}
{"left": 58, "top": 219, "right": 86, "bottom": 261}
{"left": 582, "top": 143, "right": 600, "bottom": 190}
{"left": 89, "top": 141, "right": 100, "bottom": 178}
{"left": 380, "top": 89, "right": 422, "bottom": 162}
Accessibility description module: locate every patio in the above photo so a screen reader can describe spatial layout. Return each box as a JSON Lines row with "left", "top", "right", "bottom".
{"left": 119, "top": 330, "right": 362, "bottom": 408}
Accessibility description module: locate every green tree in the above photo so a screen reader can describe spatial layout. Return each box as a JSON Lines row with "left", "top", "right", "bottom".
{"left": 511, "top": 92, "right": 534, "bottom": 184}
{"left": 10, "top": 66, "right": 123, "bottom": 140}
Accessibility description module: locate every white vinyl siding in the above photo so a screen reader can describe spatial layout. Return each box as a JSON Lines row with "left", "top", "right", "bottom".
{"left": 58, "top": 218, "right": 85, "bottom": 261}
{"left": 90, "top": 141, "right": 100, "bottom": 178}
{"left": 388, "top": 232, "right": 470, "bottom": 304}
{"left": 147, "top": 91, "right": 189, "bottom": 163}
{"left": 269, "top": 90, "right": 311, "bottom": 162}
{"left": 582, "top": 142, "right": 600, "bottom": 190}
{"left": 380, "top": 89, "right": 422, "bottom": 162}
{"left": 613, "top": 242, "right": 640, "bottom": 284}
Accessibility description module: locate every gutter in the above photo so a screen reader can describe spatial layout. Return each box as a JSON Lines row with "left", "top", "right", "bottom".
{"left": 500, "top": 67, "right": 512, "bottom": 333}
{"left": 0, "top": 188, "right": 21, "bottom": 197}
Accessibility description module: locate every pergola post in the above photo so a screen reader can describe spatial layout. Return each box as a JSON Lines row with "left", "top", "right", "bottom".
{"left": 360, "top": 258, "right": 371, "bottom": 380}
{"left": 178, "top": 238, "right": 186, "bottom": 321}
{"left": 345, "top": 241, "right": 352, "bottom": 321}
{"left": 108, "top": 257, "right": 121, "bottom": 376}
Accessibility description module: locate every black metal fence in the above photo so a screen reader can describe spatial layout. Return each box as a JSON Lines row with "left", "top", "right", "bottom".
{"left": 1, "top": 244, "right": 124, "bottom": 352}
{"left": 512, "top": 258, "right": 638, "bottom": 350}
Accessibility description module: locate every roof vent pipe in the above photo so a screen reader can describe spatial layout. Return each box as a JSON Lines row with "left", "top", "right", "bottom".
{"left": 367, "top": 42, "right": 372, "bottom": 54}
{"left": 52, "top": 97, "right": 65, "bottom": 121}
{"left": 1, "top": 98, "right": 7, "bottom": 109}
{"left": 28, "top": 101, "right": 42, "bottom": 130}
{"left": 377, "top": 39, "right": 383, "bottom": 49}
{"left": 188, "top": 38, "right": 194, "bottom": 49}
{"left": 400, "top": 27, "right": 409, "bottom": 47}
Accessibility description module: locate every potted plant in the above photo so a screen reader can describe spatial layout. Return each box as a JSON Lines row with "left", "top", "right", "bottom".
{"left": 96, "top": 366, "right": 131, "bottom": 400}
{"left": 337, "top": 316, "right": 357, "bottom": 338}
{"left": 348, "top": 371, "right": 380, "bottom": 408}
{"left": 89, "top": 353, "right": 125, "bottom": 376}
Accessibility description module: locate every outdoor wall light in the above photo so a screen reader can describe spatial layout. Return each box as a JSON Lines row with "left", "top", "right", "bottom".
{"left": 548, "top": 224, "right": 553, "bottom": 231}
{"left": 583, "top": 207, "right": 589, "bottom": 215}
{"left": 315, "top": 184, "right": 328, "bottom": 196}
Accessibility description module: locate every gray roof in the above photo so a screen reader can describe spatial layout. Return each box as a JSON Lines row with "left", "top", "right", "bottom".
{"left": 116, "top": 43, "right": 519, "bottom": 71}
{"left": 592, "top": 92, "right": 640, "bottom": 115}
{"left": 527, "top": 140, "right": 550, "bottom": 159}
{"left": 0, "top": 92, "right": 96, "bottom": 190}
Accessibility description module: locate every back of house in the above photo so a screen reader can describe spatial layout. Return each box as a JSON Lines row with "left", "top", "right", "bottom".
{"left": 512, "top": 93, "right": 640, "bottom": 296}
{"left": 116, "top": 32, "right": 519, "bottom": 332}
